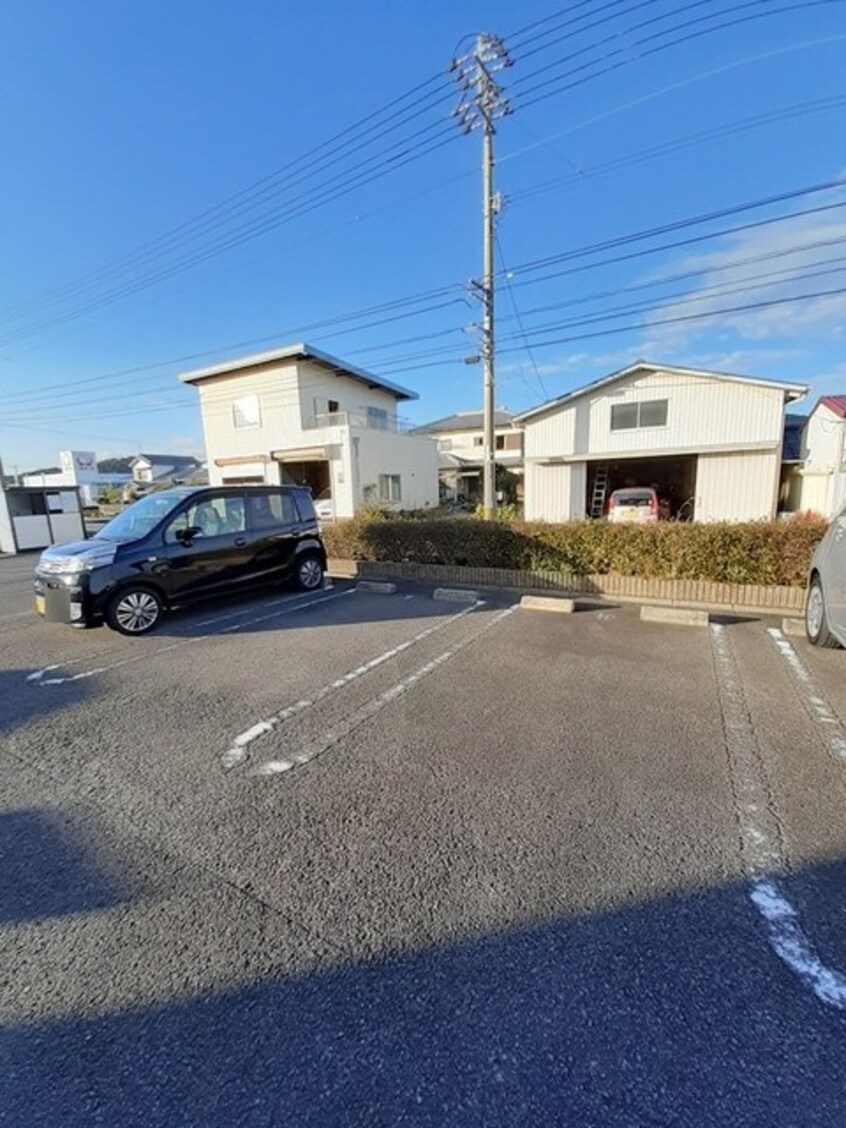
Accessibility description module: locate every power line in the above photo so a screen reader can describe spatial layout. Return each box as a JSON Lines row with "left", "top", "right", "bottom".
{"left": 0, "top": 288, "right": 468, "bottom": 407}
{"left": 509, "top": 199, "right": 846, "bottom": 291}
{"left": 507, "top": 176, "right": 846, "bottom": 277}
{"left": 495, "top": 282, "right": 846, "bottom": 356}
{"left": 5, "top": 179, "right": 845, "bottom": 410}
{"left": 0, "top": 74, "right": 454, "bottom": 329}
{"left": 516, "top": 0, "right": 843, "bottom": 110}
{"left": 513, "top": 0, "right": 767, "bottom": 89}
{"left": 0, "top": 127, "right": 462, "bottom": 347}
{"left": 509, "top": 95, "right": 846, "bottom": 204}
{"left": 494, "top": 232, "right": 549, "bottom": 400}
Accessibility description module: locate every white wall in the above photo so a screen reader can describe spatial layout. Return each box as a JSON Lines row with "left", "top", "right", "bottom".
{"left": 524, "top": 369, "right": 788, "bottom": 461}
{"left": 696, "top": 450, "right": 780, "bottom": 522}
{"left": 0, "top": 490, "right": 15, "bottom": 553}
{"left": 523, "top": 462, "right": 586, "bottom": 521}
{"left": 351, "top": 428, "right": 438, "bottom": 513}
{"left": 197, "top": 359, "right": 300, "bottom": 481}
{"left": 297, "top": 361, "right": 398, "bottom": 427}
{"left": 800, "top": 404, "right": 845, "bottom": 517}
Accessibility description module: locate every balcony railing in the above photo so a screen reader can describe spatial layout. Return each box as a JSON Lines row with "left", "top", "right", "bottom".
{"left": 304, "top": 411, "right": 413, "bottom": 433}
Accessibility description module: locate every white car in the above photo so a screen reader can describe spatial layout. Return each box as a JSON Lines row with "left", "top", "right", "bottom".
{"left": 806, "top": 510, "right": 846, "bottom": 647}
{"left": 314, "top": 489, "right": 334, "bottom": 521}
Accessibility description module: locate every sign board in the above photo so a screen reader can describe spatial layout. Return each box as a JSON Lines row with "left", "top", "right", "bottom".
{"left": 59, "top": 451, "right": 98, "bottom": 482}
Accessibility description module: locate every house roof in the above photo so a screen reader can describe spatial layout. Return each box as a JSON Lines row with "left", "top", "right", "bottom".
{"left": 132, "top": 454, "right": 202, "bottom": 468}
{"left": 513, "top": 361, "right": 808, "bottom": 423}
{"left": 816, "top": 395, "right": 846, "bottom": 419}
{"left": 178, "top": 342, "right": 417, "bottom": 402}
{"left": 412, "top": 409, "right": 516, "bottom": 434}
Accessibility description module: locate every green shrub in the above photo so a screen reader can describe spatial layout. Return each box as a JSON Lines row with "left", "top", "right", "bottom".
{"left": 322, "top": 514, "right": 827, "bottom": 587}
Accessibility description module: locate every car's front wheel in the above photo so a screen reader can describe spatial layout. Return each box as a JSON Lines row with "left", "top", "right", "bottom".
{"left": 805, "top": 576, "right": 839, "bottom": 648}
{"left": 295, "top": 553, "right": 324, "bottom": 592}
{"left": 106, "top": 586, "right": 164, "bottom": 636}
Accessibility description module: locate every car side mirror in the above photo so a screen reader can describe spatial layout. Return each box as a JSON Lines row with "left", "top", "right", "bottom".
{"left": 175, "top": 525, "right": 203, "bottom": 544}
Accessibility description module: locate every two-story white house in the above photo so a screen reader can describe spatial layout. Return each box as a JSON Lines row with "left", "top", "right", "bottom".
{"left": 411, "top": 410, "right": 523, "bottom": 503}
{"left": 515, "top": 361, "right": 808, "bottom": 522}
{"left": 179, "top": 342, "right": 439, "bottom": 516}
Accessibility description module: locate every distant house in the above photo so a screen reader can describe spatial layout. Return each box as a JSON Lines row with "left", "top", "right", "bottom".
{"left": 411, "top": 410, "right": 523, "bottom": 503}
{"left": 794, "top": 396, "right": 846, "bottom": 518}
{"left": 515, "top": 361, "right": 807, "bottom": 523}
{"left": 178, "top": 342, "right": 438, "bottom": 517}
{"left": 130, "top": 453, "right": 205, "bottom": 487}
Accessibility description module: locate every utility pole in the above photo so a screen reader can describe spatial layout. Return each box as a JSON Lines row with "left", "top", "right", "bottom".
{"left": 451, "top": 33, "right": 512, "bottom": 518}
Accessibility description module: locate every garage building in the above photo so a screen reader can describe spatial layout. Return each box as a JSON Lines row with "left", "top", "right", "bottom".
{"left": 515, "top": 361, "right": 807, "bottom": 523}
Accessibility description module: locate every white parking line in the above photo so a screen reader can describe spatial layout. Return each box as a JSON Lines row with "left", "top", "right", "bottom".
{"left": 253, "top": 604, "right": 518, "bottom": 778}
{"left": 26, "top": 589, "right": 352, "bottom": 687}
{"left": 766, "top": 627, "right": 846, "bottom": 762}
{"left": 222, "top": 600, "right": 484, "bottom": 768}
{"left": 711, "top": 622, "right": 846, "bottom": 1010}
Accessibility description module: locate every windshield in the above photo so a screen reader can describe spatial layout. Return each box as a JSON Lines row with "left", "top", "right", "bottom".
{"left": 95, "top": 491, "right": 188, "bottom": 541}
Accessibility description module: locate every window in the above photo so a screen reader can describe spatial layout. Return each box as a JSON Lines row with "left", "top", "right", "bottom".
{"left": 610, "top": 399, "right": 668, "bottom": 431}
{"left": 378, "top": 474, "right": 402, "bottom": 503}
{"left": 473, "top": 436, "right": 484, "bottom": 446}
{"left": 295, "top": 492, "right": 316, "bottom": 522}
{"left": 165, "top": 494, "right": 246, "bottom": 542}
{"left": 232, "top": 394, "right": 261, "bottom": 429}
{"left": 610, "top": 403, "right": 638, "bottom": 430}
{"left": 495, "top": 434, "right": 506, "bottom": 450}
{"left": 639, "top": 399, "right": 668, "bottom": 427}
{"left": 328, "top": 399, "right": 339, "bottom": 414}
{"left": 367, "top": 406, "right": 389, "bottom": 431}
{"left": 247, "top": 491, "right": 298, "bottom": 530}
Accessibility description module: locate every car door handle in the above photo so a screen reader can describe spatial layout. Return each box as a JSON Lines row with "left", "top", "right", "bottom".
{"left": 234, "top": 537, "right": 247, "bottom": 546}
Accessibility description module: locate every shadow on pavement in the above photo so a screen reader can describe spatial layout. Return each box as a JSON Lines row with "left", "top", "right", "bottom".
{"left": 4, "top": 858, "right": 846, "bottom": 1126}
{"left": 0, "top": 809, "right": 129, "bottom": 924}
{"left": 0, "top": 670, "right": 95, "bottom": 736}
{"left": 147, "top": 581, "right": 507, "bottom": 640}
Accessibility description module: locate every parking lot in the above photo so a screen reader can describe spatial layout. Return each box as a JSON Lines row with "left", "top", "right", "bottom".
{"left": 2, "top": 551, "right": 846, "bottom": 1125}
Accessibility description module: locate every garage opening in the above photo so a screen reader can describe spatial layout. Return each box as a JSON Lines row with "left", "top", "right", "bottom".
{"left": 586, "top": 454, "right": 697, "bottom": 519}
{"left": 274, "top": 457, "right": 331, "bottom": 497}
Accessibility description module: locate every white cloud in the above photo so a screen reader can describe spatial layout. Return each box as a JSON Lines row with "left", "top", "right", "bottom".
{"left": 636, "top": 189, "right": 846, "bottom": 351}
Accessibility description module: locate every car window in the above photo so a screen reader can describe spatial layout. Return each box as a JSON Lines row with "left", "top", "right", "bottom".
{"left": 247, "top": 491, "right": 298, "bottom": 530}
{"left": 295, "top": 491, "right": 317, "bottom": 522}
{"left": 612, "top": 491, "right": 654, "bottom": 507}
{"left": 164, "top": 495, "right": 246, "bottom": 543}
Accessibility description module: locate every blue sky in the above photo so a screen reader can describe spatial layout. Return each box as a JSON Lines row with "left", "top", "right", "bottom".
{"left": 1, "top": 0, "right": 845, "bottom": 471}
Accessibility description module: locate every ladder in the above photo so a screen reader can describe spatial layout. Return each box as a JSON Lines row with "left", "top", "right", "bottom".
{"left": 590, "top": 466, "right": 610, "bottom": 518}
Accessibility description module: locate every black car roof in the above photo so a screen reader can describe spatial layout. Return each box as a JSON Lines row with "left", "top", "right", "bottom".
{"left": 156, "top": 484, "right": 309, "bottom": 497}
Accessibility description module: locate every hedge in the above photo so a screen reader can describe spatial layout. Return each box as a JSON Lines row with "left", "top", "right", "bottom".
{"left": 322, "top": 514, "right": 827, "bottom": 588}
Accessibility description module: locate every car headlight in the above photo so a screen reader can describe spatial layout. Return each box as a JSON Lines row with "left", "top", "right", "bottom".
{"left": 39, "top": 548, "right": 116, "bottom": 575}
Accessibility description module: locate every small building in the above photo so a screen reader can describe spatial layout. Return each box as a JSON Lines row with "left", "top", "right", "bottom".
{"left": 178, "top": 342, "right": 439, "bottom": 516}
{"left": 0, "top": 484, "right": 85, "bottom": 554}
{"left": 22, "top": 450, "right": 130, "bottom": 507}
{"left": 794, "top": 396, "right": 846, "bottom": 519}
{"left": 515, "top": 361, "right": 808, "bottom": 523}
{"left": 412, "top": 410, "right": 523, "bottom": 504}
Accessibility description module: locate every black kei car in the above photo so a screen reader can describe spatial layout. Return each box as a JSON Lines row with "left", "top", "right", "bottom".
{"left": 34, "top": 485, "right": 327, "bottom": 636}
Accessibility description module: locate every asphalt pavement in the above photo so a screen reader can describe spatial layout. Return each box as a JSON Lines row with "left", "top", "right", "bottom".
{"left": 2, "top": 552, "right": 846, "bottom": 1125}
